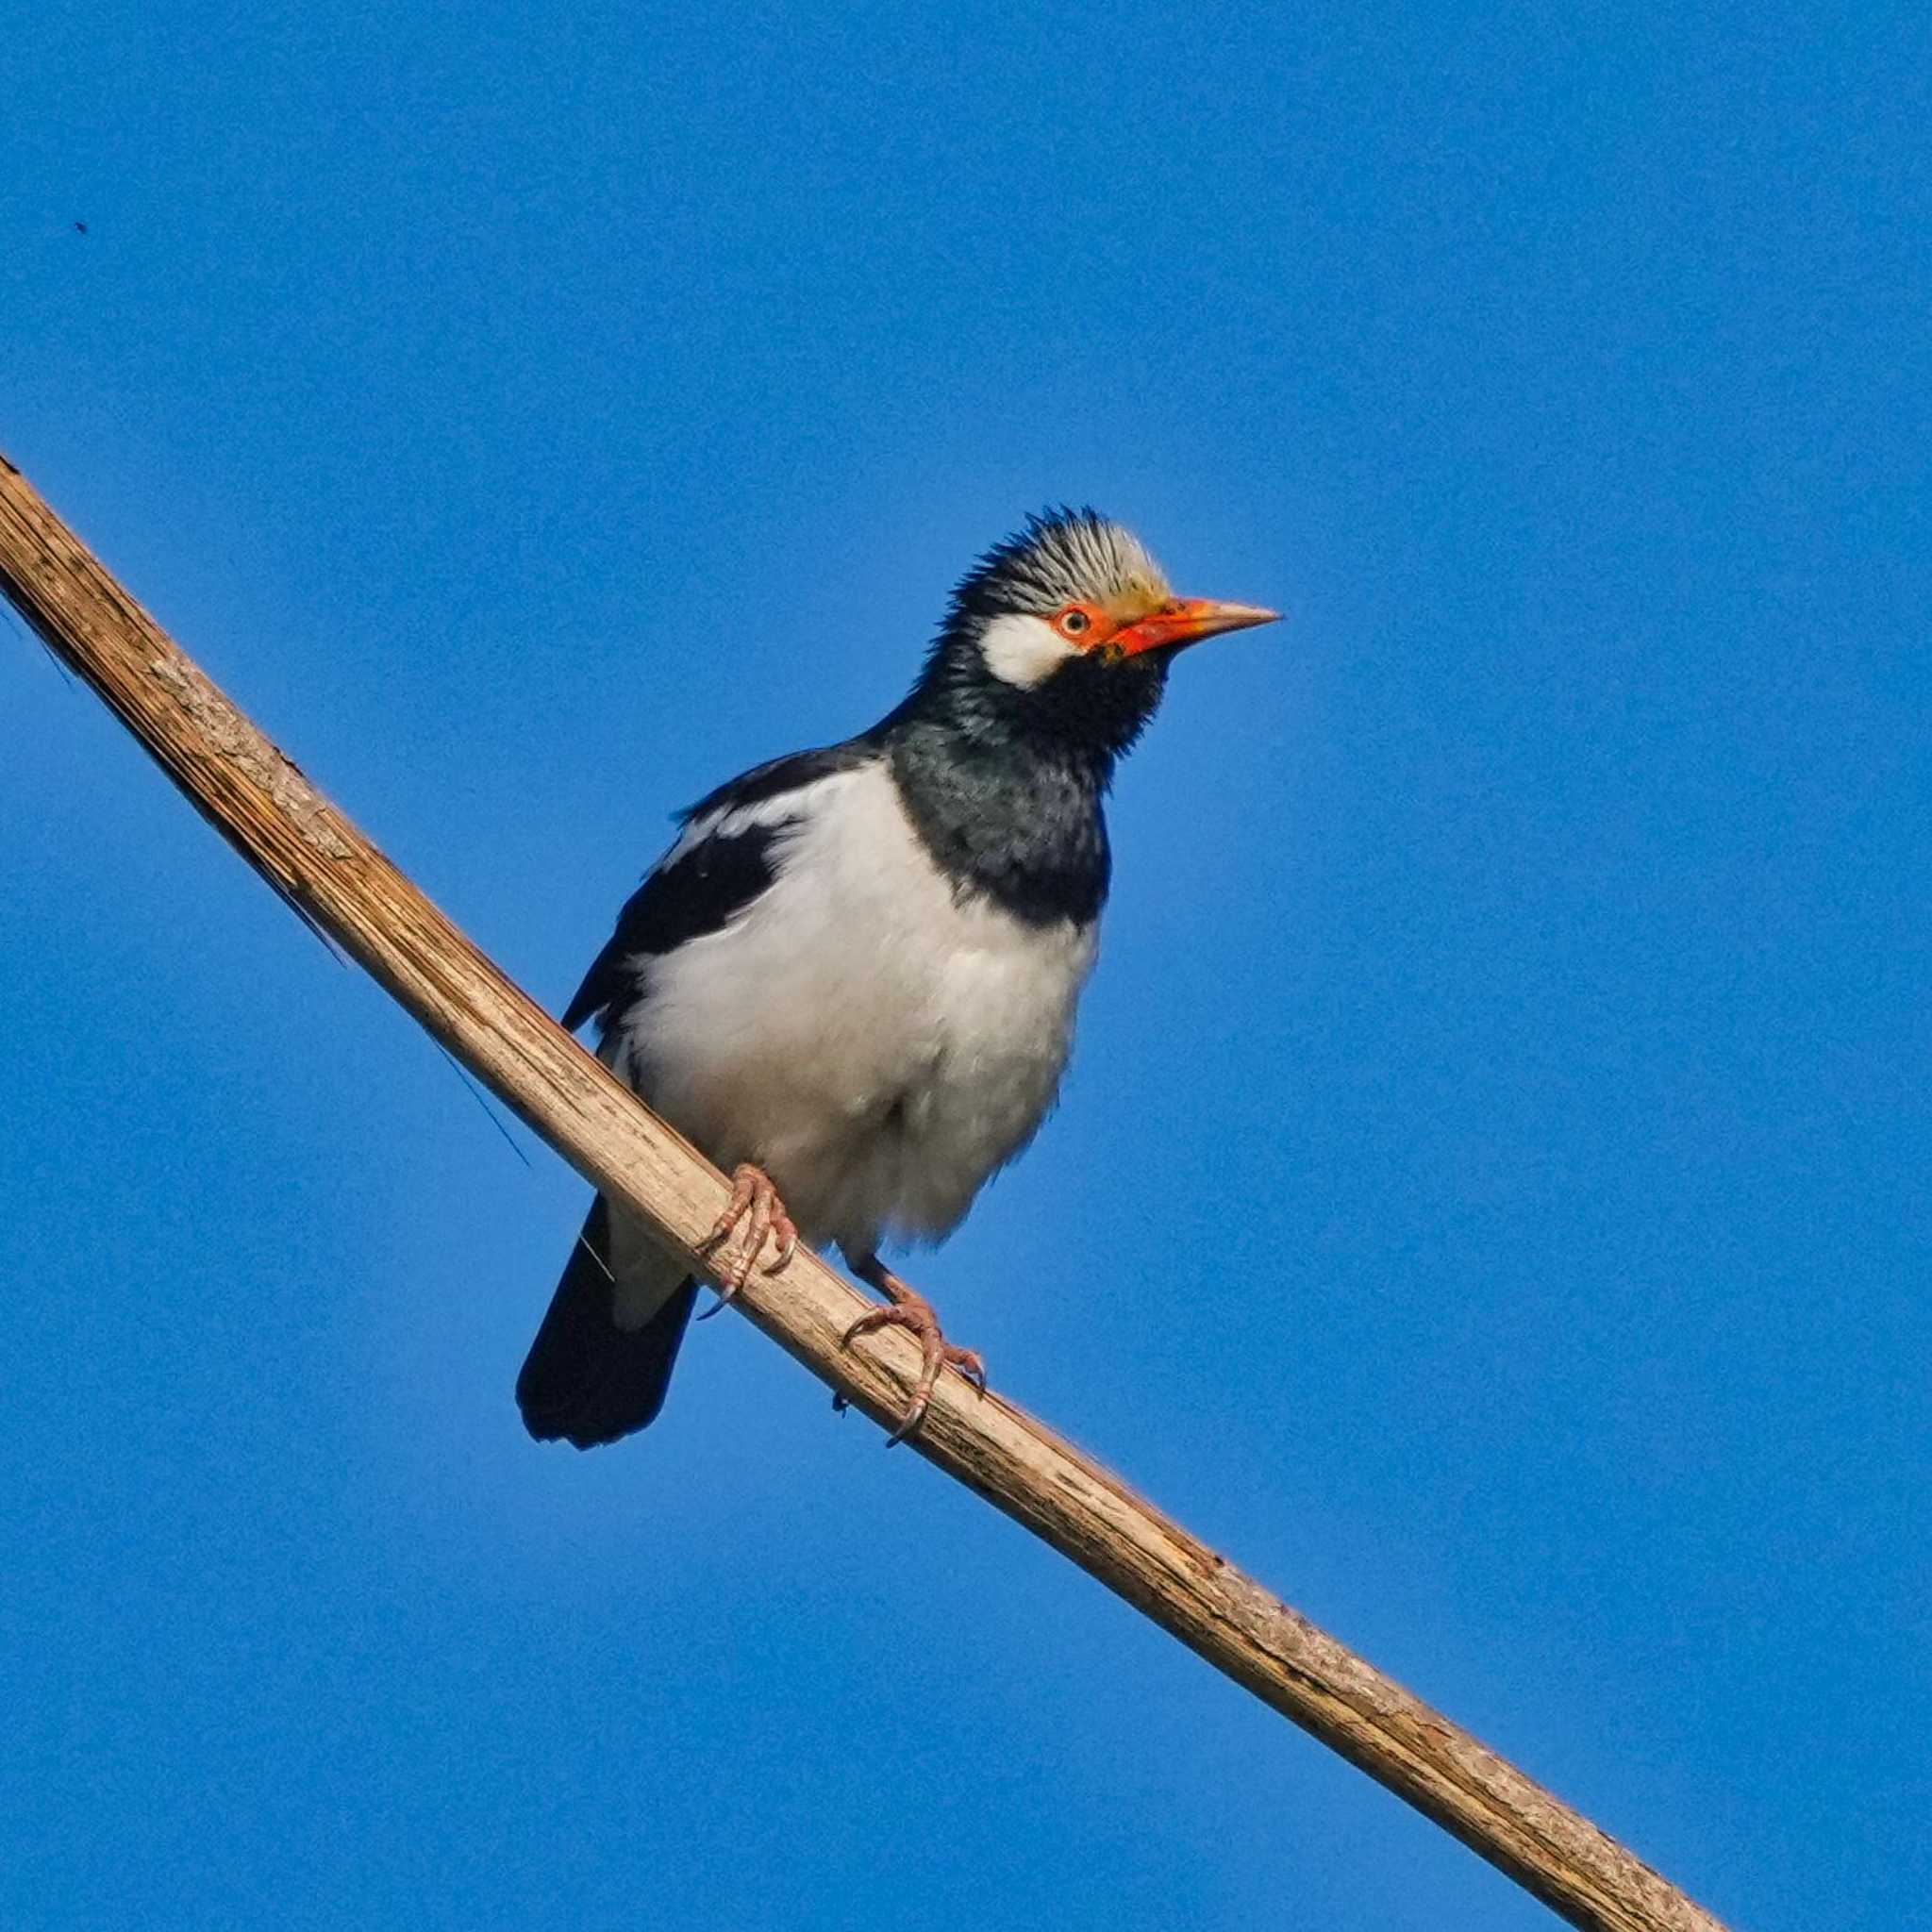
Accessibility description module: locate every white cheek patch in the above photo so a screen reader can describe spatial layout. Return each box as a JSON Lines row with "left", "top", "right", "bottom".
{"left": 977, "top": 611, "right": 1083, "bottom": 689}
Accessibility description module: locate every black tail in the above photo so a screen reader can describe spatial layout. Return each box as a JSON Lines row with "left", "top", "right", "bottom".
{"left": 516, "top": 1197, "right": 698, "bottom": 1449}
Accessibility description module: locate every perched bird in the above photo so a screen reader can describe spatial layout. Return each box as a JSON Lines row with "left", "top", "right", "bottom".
{"left": 517, "top": 508, "right": 1276, "bottom": 1447}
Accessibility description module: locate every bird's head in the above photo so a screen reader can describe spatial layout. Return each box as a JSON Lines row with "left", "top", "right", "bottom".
{"left": 913, "top": 508, "right": 1278, "bottom": 761}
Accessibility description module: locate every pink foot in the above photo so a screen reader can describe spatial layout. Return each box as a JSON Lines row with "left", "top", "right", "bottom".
{"left": 694, "top": 1163, "right": 798, "bottom": 1317}
{"left": 841, "top": 1255, "right": 987, "bottom": 1444}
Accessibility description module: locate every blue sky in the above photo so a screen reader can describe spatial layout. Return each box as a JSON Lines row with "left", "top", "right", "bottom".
{"left": 3, "top": 3, "right": 1926, "bottom": 1927}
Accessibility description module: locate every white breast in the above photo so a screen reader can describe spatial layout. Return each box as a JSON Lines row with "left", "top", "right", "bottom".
{"left": 608, "top": 759, "right": 1097, "bottom": 1256}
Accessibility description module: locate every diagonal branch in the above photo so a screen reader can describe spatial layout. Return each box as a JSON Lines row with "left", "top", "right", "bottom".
{"left": 0, "top": 453, "right": 1729, "bottom": 1932}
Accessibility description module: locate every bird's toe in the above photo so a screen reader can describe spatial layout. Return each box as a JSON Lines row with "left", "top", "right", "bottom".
{"left": 839, "top": 1265, "right": 988, "bottom": 1444}
{"left": 696, "top": 1163, "right": 796, "bottom": 1318}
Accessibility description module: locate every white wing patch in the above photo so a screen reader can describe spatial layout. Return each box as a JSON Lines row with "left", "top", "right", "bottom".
{"left": 660, "top": 785, "right": 827, "bottom": 870}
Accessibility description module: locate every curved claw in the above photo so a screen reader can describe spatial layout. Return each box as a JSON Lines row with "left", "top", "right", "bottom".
{"left": 882, "top": 1341, "right": 986, "bottom": 1445}
{"left": 837, "top": 1270, "right": 988, "bottom": 1445}
{"left": 884, "top": 1389, "right": 933, "bottom": 1448}
{"left": 694, "top": 1163, "right": 797, "bottom": 1313}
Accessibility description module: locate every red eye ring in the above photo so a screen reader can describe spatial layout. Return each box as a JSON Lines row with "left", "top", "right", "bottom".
{"left": 1057, "top": 607, "right": 1094, "bottom": 639}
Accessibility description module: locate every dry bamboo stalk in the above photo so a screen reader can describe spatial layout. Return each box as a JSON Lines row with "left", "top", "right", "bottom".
{"left": 0, "top": 452, "right": 1729, "bottom": 1932}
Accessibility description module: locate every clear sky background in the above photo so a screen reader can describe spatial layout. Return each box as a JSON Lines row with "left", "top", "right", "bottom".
{"left": 3, "top": 5, "right": 1926, "bottom": 1928}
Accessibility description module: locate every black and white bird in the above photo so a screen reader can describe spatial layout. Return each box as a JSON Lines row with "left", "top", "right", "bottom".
{"left": 517, "top": 508, "right": 1276, "bottom": 1448}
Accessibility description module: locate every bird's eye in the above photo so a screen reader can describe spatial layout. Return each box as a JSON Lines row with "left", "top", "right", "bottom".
{"left": 1058, "top": 608, "right": 1092, "bottom": 638}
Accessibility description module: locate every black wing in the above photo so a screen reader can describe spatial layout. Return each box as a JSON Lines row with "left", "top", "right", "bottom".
{"left": 562, "top": 743, "right": 870, "bottom": 1034}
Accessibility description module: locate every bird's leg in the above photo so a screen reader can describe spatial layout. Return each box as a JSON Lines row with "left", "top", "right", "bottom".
{"left": 694, "top": 1163, "right": 798, "bottom": 1318}
{"left": 839, "top": 1254, "right": 987, "bottom": 1444}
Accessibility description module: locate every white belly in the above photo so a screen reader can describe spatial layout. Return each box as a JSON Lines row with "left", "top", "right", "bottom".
{"left": 607, "top": 761, "right": 1097, "bottom": 1255}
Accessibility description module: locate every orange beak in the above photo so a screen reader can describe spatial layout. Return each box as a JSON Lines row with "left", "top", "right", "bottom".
{"left": 1113, "top": 597, "right": 1281, "bottom": 658}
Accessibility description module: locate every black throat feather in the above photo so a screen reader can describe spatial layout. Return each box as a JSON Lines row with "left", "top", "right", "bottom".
{"left": 870, "top": 614, "right": 1173, "bottom": 928}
